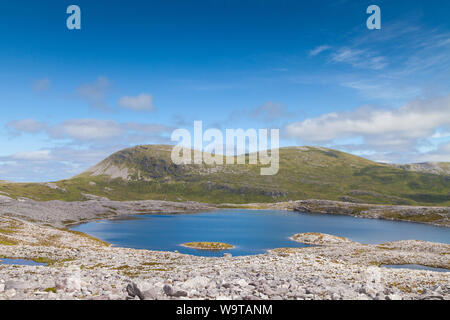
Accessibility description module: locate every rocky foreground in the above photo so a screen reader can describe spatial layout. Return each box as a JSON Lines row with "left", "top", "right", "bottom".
{"left": 0, "top": 216, "right": 448, "bottom": 300}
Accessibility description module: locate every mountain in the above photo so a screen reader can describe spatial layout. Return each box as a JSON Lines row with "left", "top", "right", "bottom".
{"left": 1, "top": 144, "right": 449, "bottom": 205}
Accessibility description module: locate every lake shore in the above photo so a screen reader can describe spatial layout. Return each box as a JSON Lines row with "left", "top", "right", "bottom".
{"left": 0, "top": 195, "right": 449, "bottom": 228}
{"left": 0, "top": 215, "right": 448, "bottom": 300}
{"left": 219, "top": 200, "right": 450, "bottom": 227}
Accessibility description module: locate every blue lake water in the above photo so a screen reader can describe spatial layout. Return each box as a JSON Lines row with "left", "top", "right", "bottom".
{"left": 71, "top": 209, "right": 450, "bottom": 257}
{"left": 382, "top": 264, "right": 449, "bottom": 272}
{"left": 0, "top": 258, "right": 47, "bottom": 266}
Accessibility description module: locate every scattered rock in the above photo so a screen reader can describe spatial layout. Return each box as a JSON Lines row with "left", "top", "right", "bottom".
{"left": 163, "top": 284, "right": 174, "bottom": 296}
{"left": 386, "top": 294, "right": 403, "bottom": 300}
{"left": 172, "top": 289, "right": 188, "bottom": 297}
{"left": 5, "top": 280, "right": 30, "bottom": 291}
{"left": 182, "top": 276, "right": 210, "bottom": 289}
{"left": 5, "top": 289, "right": 16, "bottom": 298}
{"left": 126, "top": 283, "right": 144, "bottom": 300}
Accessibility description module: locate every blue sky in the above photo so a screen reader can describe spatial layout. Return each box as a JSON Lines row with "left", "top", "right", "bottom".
{"left": 1, "top": 0, "right": 450, "bottom": 181}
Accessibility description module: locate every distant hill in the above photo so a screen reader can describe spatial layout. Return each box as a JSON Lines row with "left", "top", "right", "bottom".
{"left": 388, "top": 162, "right": 450, "bottom": 176}
{"left": 0, "top": 144, "right": 449, "bottom": 205}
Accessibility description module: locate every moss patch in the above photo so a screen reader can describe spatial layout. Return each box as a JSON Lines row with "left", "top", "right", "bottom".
{"left": 182, "top": 241, "right": 234, "bottom": 250}
{"left": 0, "top": 235, "right": 17, "bottom": 245}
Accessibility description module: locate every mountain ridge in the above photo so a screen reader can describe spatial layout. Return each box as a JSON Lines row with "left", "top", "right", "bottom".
{"left": 1, "top": 144, "right": 449, "bottom": 206}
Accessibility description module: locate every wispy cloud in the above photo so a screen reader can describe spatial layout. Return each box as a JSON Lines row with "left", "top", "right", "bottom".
{"left": 340, "top": 80, "right": 422, "bottom": 101}
{"left": 306, "top": 19, "right": 450, "bottom": 101}
{"left": 309, "top": 45, "right": 331, "bottom": 56}
{"left": 330, "top": 48, "right": 388, "bottom": 70}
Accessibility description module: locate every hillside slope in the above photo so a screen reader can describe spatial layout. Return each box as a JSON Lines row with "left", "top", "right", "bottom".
{"left": 1, "top": 145, "right": 449, "bottom": 205}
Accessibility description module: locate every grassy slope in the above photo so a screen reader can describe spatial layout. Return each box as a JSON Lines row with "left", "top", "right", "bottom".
{"left": 1, "top": 145, "right": 449, "bottom": 206}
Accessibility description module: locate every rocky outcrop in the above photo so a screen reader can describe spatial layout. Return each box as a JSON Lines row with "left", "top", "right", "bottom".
{"left": 38, "top": 183, "right": 67, "bottom": 192}
{"left": 84, "top": 162, "right": 131, "bottom": 180}
{"left": 0, "top": 197, "right": 216, "bottom": 227}
{"left": 291, "top": 200, "right": 450, "bottom": 227}
{"left": 389, "top": 162, "right": 450, "bottom": 176}
{"left": 290, "top": 233, "right": 355, "bottom": 245}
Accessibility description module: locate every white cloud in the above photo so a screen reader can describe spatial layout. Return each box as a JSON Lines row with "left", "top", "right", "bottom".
{"left": 7, "top": 119, "right": 47, "bottom": 135}
{"left": 417, "top": 142, "right": 450, "bottom": 162}
{"left": 431, "top": 131, "right": 450, "bottom": 139}
{"left": 0, "top": 118, "right": 174, "bottom": 181}
{"left": 12, "top": 150, "right": 51, "bottom": 161}
{"left": 48, "top": 119, "right": 124, "bottom": 141}
{"left": 5, "top": 118, "right": 172, "bottom": 145}
{"left": 0, "top": 146, "right": 121, "bottom": 182}
{"left": 286, "top": 95, "right": 450, "bottom": 151}
{"left": 119, "top": 93, "right": 154, "bottom": 111}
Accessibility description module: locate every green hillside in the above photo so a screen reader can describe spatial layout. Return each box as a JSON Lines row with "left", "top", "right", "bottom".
{"left": 1, "top": 144, "right": 449, "bottom": 205}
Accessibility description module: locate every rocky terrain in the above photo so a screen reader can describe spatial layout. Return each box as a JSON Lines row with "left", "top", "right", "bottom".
{"left": 389, "top": 162, "right": 450, "bottom": 176}
{"left": 1, "top": 194, "right": 449, "bottom": 228}
{"left": 291, "top": 200, "right": 450, "bottom": 227}
{"left": 0, "top": 195, "right": 215, "bottom": 228}
{"left": 0, "top": 216, "right": 448, "bottom": 300}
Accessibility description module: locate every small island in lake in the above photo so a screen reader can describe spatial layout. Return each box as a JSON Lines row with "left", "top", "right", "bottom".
{"left": 182, "top": 242, "right": 234, "bottom": 250}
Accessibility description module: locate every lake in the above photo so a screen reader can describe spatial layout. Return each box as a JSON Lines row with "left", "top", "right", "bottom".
{"left": 71, "top": 209, "right": 450, "bottom": 256}
{"left": 0, "top": 258, "right": 47, "bottom": 266}
{"left": 382, "top": 264, "right": 449, "bottom": 273}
